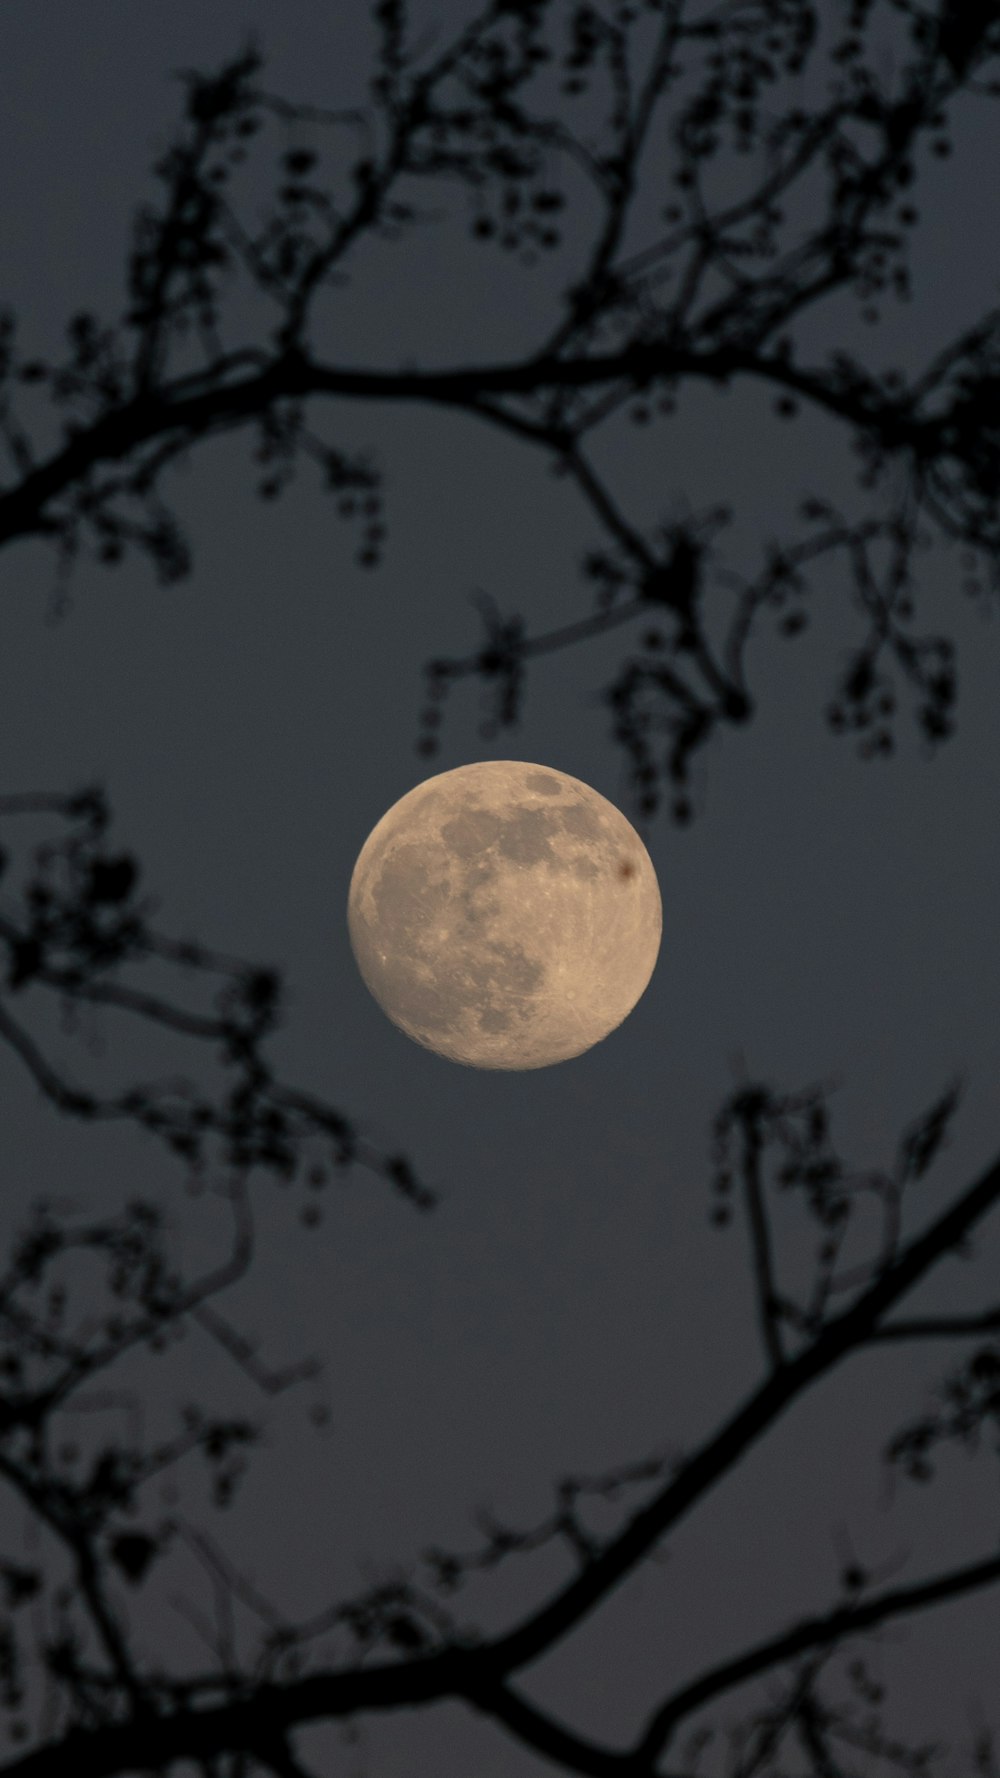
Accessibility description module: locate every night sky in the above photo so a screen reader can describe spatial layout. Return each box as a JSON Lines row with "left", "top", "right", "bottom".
{"left": 3, "top": 4, "right": 1000, "bottom": 1773}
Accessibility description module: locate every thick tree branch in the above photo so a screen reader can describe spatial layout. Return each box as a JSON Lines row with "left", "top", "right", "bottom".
{"left": 868, "top": 1309, "right": 1000, "bottom": 1344}
{"left": 484, "top": 1146, "right": 1000, "bottom": 1677}
{"left": 0, "top": 340, "right": 919, "bottom": 557}
{"left": 635, "top": 1544, "right": 1000, "bottom": 1761}
{"left": 466, "top": 1677, "right": 660, "bottom": 1778}
{"left": 741, "top": 1119, "right": 786, "bottom": 1370}
{"left": 0, "top": 1653, "right": 477, "bottom": 1778}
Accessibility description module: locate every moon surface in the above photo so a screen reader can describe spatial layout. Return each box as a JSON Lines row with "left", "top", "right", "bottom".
{"left": 347, "top": 760, "right": 661, "bottom": 1069}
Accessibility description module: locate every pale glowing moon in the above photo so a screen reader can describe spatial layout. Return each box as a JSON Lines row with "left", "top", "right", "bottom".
{"left": 347, "top": 760, "right": 661, "bottom": 1069}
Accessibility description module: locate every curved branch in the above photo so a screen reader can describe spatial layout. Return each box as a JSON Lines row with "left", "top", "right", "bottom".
{"left": 868, "top": 1310, "right": 1000, "bottom": 1343}
{"left": 0, "top": 1653, "right": 474, "bottom": 1778}
{"left": 0, "top": 338, "right": 916, "bottom": 557}
{"left": 635, "top": 1544, "right": 1000, "bottom": 1762}
{"left": 741, "top": 1121, "right": 786, "bottom": 1370}
{"left": 466, "top": 1676, "right": 659, "bottom": 1778}
{"left": 0, "top": 1000, "right": 103, "bottom": 1119}
{"left": 483, "top": 1146, "right": 1000, "bottom": 1678}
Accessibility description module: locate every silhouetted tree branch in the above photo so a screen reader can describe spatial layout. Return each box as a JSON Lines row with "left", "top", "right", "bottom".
{"left": 0, "top": 791, "right": 433, "bottom": 1209}
{"left": 1, "top": 0, "right": 998, "bottom": 811}
{"left": 4, "top": 1055, "right": 994, "bottom": 1775}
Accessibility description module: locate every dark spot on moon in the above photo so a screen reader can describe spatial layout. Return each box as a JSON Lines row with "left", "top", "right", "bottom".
{"left": 617, "top": 858, "right": 637, "bottom": 881}
{"left": 479, "top": 1005, "right": 514, "bottom": 1033}
{"left": 444, "top": 804, "right": 566, "bottom": 868}
{"left": 440, "top": 798, "right": 618, "bottom": 884}
{"left": 357, "top": 836, "right": 546, "bottom": 1043}
{"left": 496, "top": 807, "right": 558, "bottom": 866}
{"left": 559, "top": 801, "right": 603, "bottom": 840}
{"left": 464, "top": 860, "right": 497, "bottom": 895}
{"left": 441, "top": 808, "right": 504, "bottom": 857}
{"left": 471, "top": 942, "right": 545, "bottom": 1033}
{"left": 372, "top": 843, "right": 453, "bottom": 933}
{"left": 378, "top": 973, "right": 460, "bottom": 1037}
{"left": 524, "top": 771, "right": 563, "bottom": 796}
{"left": 480, "top": 942, "right": 545, "bottom": 996}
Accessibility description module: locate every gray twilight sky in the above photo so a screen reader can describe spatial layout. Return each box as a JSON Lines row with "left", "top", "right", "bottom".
{"left": 2, "top": 4, "right": 1000, "bottom": 1774}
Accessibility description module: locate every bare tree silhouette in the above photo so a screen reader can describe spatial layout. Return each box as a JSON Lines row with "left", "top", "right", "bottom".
{"left": 3, "top": 3, "right": 1000, "bottom": 1775}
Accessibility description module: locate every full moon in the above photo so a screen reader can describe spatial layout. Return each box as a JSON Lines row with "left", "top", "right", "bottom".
{"left": 347, "top": 760, "right": 661, "bottom": 1069}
